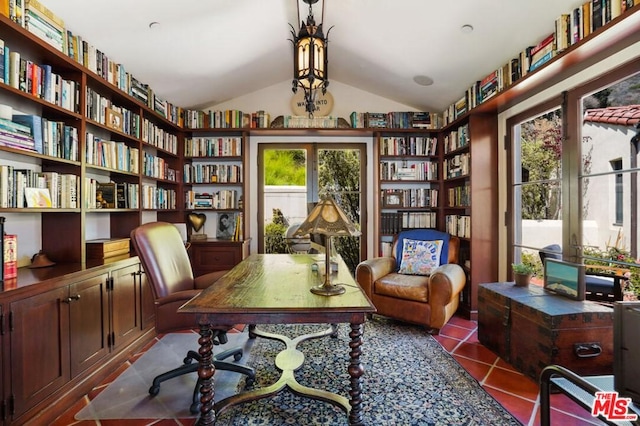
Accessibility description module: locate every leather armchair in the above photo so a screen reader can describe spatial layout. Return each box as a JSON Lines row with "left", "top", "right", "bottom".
{"left": 130, "top": 221, "right": 255, "bottom": 414}
{"left": 356, "top": 229, "right": 466, "bottom": 334}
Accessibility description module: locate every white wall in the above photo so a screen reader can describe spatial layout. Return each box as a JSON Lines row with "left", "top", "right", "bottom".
{"left": 207, "top": 79, "right": 420, "bottom": 121}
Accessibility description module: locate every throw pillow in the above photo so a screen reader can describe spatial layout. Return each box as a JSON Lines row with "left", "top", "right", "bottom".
{"left": 398, "top": 238, "right": 443, "bottom": 275}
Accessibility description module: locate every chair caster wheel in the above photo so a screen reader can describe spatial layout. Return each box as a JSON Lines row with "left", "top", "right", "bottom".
{"left": 190, "top": 402, "right": 200, "bottom": 414}
{"left": 149, "top": 384, "right": 160, "bottom": 396}
{"left": 245, "top": 376, "right": 255, "bottom": 388}
{"left": 233, "top": 353, "right": 242, "bottom": 361}
{"left": 183, "top": 357, "right": 193, "bottom": 364}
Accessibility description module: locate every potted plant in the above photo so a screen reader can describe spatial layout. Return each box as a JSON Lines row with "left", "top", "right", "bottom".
{"left": 512, "top": 262, "right": 534, "bottom": 287}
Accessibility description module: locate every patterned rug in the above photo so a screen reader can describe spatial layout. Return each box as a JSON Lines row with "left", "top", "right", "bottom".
{"left": 77, "top": 317, "right": 521, "bottom": 425}
{"left": 214, "top": 318, "right": 521, "bottom": 425}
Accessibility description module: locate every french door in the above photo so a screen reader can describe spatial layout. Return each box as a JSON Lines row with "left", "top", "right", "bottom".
{"left": 257, "top": 143, "right": 366, "bottom": 271}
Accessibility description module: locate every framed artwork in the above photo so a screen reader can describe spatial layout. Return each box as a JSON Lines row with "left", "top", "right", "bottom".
{"left": 106, "top": 109, "right": 124, "bottom": 132}
{"left": 216, "top": 212, "right": 237, "bottom": 240}
{"left": 382, "top": 191, "right": 403, "bottom": 208}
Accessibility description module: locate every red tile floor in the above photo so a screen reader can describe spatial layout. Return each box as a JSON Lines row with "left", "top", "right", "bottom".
{"left": 51, "top": 315, "right": 606, "bottom": 426}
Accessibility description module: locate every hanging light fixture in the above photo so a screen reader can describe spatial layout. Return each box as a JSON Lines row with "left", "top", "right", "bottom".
{"left": 290, "top": 0, "right": 331, "bottom": 117}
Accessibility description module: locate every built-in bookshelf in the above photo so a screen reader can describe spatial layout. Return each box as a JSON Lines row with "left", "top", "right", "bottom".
{"left": 183, "top": 132, "right": 247, "bottom": 241}
{"left": 440, "top": 114, "right": 498, "bottom": 319}
{"left": 376, "top": 131, "right": 440, "bottom": 256}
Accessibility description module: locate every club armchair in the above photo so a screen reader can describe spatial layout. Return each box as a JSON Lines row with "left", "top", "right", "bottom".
{"left": 356, "top": 229, "right": 466, "bottom": 334}
{"left": 130, "top": 221, "right": 255, "bottom": 414}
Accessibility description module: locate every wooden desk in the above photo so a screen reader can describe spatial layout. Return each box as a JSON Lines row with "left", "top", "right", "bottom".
{"left": 178, "top": 253, "right": 376, "bottom": 426}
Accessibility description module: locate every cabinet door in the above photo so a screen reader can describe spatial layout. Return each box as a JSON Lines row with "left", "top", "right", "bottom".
{"left": 110, "top": 263, "right": 141, "bottom": 351}
{"left": 9, "top": 287, "right": 70, "bottom": 419}
{"left": 138, "top": 266, "right": 156, "bottom": 330}
{"left": 69, "top": 273, "right": 110, "bottom": 377}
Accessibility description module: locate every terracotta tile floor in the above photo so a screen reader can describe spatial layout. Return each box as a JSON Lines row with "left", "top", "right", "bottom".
{"left": 51, "top": 316, "right": 606, "bottom": 426}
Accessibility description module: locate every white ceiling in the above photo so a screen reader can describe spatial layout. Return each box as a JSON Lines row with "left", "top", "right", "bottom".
{"left": 41, "top": 0, "right": 586, "bottom": 112}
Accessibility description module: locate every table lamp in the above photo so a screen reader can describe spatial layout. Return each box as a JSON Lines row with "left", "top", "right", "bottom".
{"left": 294, "top": 196, "right": 361, "bottom": 296}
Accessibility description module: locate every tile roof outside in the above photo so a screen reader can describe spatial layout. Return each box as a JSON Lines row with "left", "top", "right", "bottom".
{"left": 584, "top": 105, "right": 640, "bottom": 126}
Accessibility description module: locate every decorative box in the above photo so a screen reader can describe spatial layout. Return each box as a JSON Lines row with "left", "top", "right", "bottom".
{"left": 86, "top": 238, "right": 131, "bottom": 259}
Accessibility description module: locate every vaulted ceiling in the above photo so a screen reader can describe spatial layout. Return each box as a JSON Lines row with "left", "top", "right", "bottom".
{"left": 42, "top": 0, "right": 586, "bottom": 112}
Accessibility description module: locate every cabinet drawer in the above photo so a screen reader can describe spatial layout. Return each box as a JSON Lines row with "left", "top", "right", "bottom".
{"left": 191, "top": 245, "right": 242, "bottom": 272}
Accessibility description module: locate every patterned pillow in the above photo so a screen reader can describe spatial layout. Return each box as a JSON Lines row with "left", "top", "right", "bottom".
{"left": 398, "top": 239, "right": 444, "bottom": 275}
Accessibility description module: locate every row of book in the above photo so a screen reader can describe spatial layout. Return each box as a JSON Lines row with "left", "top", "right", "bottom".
{"left": 141, "top": 118, "right": 178, "bottom": 155}
{"left": 185, "top": 190, "right": 239, "bottom": 210}
{"left": 443, "top": 0, "right": 640, "bottom": 125}
{"left": 184, "top": 109, "right": 271, "bottom": 129}
{"left": 443, "top": 124, "right": 469, "bottom": 154}
{"left": 447, "top": 183, "right": 471, "bottom": 207}
{"left": 380, "top": 211, "right": 437, "bottom": 235}
{"left": 142, "top": 153, "right": 177, "bottom": 182}
{"left": 381, "top": 188, "right": 439, "bottom": 208}
{"left": 85, "top": 180, "right": 139, "bottom": 209}
{"left": 279, "top": 115, "right": 339, "bottom": 129}
{"left": 0, "top": 115, "right": 78, "bottom": 160}
{"left": 380, "top": 161, "right": 438, "bottom": 182}
{"left": 85, "top": 87, "right": 141, "bottom": 138}
{"left": 141, "top": 185, "right": 176, "bottom": 210}
{"left": 444, "top": 153, "right": 470, "bottom": 179}
{"left": 85, "top": 133, "right": 140, "bottom": 174}
{"left": 0, "top": 47, "right": 79, "bottom": 113}
{"left": 0, "top": 166, "right": 78, "bottom": 208}
{"left": 379, "top": 136, "right": 438, "bottom": 156}
{"left": 184, "top": 137, "right": 242, "bottom": 158}
{"left": 183, "top": 164, "right": 242, "bottom": 184}
{"left": 445, "top": 214, "right": 471, "bottom": 239}
{"left": 350, "top": 111, "right": 441, "bottom": 129}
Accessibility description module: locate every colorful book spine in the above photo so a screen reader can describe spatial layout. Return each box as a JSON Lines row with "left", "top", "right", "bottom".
{"left": 3, "top": 233, "right": 17, "bottom": 279}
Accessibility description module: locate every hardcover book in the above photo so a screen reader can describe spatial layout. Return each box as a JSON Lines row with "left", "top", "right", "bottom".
{"left": 96, "top": 182, "right": 116, "bottom": 208}
{"left": 3, "top": 233, "right": 16, "bottom": 279}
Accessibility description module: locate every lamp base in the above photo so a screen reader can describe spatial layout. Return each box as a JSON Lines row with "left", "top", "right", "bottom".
{"left": 310, "top": 283, "right": 346, "bottom": 296}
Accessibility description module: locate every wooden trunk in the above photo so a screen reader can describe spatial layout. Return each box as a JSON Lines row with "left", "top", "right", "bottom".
{"left": 478, "top": 282, "right": 614, "bottom": 381}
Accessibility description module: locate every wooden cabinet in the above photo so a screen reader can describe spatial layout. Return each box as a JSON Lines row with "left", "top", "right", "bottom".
{"left": 375, "top": 131, "right": 439, "bottom": 256}
{"left": 189, "top": 239, "right": 249, "bottom": 277}
{"left": 9, "top": 286, "right": 70, "bottom": 420}
{"left": 109, "top": 263, "right": 141, "bottom": 352}
{"left": 3, "top": 259, "right": 152, "bottom": 425}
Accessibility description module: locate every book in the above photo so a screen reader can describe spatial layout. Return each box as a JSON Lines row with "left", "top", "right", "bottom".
{"left": 529, "top": 33, "right": 555, "bottom": 58}
{"left": 3, "top": 233, "right": 16, "bottom": 279}
{"left": 11, "top": 114, "right": 43, "bottom": 153}
{"left": 24, "top": 187, "right": 51, "bottom": 207}
{"left": 24, "top": 0, "right": 64, "bottom": 29}
{"left": 529, "top": 49, "right": 555, "bottom": 72}
{"left": 96, "top": 182, "right": 116, "bottom": 208}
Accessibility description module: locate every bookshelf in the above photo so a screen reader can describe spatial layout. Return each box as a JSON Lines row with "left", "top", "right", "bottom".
{"left": 183, "top": 130, "right": 248, "bottom": 241}
{"left": 375, "top": 130, "right": 440, "bottom": 257}
{"left": 441, "top": 114, "right": 498, "bottom": 320}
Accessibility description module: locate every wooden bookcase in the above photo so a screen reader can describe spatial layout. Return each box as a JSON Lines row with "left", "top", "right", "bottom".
{"left": 440, "top": 114, "right": 498, "bottom": 319}
{"left": 183, "top": 129, "right": 249, "bottom": 241}
{"left": 375, "top": 129, "right": 440, "bottom": 256}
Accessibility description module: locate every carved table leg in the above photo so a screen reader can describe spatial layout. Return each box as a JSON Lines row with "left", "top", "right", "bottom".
{"left": 196, "top": 320, "right": 216, "bottom": 426}
{"left": 348, "top": 322, "right": 365, "bottom": 426}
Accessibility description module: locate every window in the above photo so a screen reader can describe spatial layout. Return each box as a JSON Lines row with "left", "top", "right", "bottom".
{"left": 508, "top": 101, "right": 563, "bottom": 276}
{"left": 611, "top": 159, "right": 623, "bottom": 226}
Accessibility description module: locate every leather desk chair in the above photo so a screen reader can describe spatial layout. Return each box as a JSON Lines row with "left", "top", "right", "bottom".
{"left": 131, "top": 221, "right": 255, "bottom": 414}
{"left": 356, "top": 229, "right": 466, "bottom": 334}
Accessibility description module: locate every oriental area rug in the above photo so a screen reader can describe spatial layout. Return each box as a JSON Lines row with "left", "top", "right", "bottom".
{"left": 76, "top": 318, "right": 521, "bottom": 425}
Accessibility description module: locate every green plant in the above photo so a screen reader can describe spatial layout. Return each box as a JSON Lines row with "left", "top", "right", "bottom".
{"left": 512, "top": 262, "right": 535, "bottom": 275}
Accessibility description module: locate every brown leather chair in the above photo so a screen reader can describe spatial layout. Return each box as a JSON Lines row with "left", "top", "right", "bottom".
{"left": 130, "top": 221, "right": 254, "bottom": 414}
{"left": 356, "top": 229, "right": 466, "bottom": 334}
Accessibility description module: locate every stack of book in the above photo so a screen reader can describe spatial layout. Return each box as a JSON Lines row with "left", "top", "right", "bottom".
{"left": 24, "top": 0, "right": 65, "bottom": 52}
{"left": 528, "top": 33, "right": 556, "bottom": 73}
{"left": 0, "top": 117, "right": 35, "bottom": 151}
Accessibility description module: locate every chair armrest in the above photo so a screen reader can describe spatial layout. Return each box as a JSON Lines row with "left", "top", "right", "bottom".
{"left": 429, "top": 264, "right": 466, "bottom": 304}
{"left": 356, "top": 257, "right": 396, "bottom": 295}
